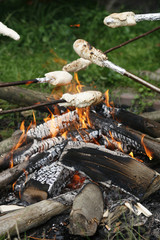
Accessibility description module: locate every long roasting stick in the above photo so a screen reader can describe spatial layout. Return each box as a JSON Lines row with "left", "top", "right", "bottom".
{"left": 0, "top": 99, "right": 66, "bottom": 115}
{"left": 73, "top": 39, "right": 160, "bottom": 94}
{"left": 0, "top": 91, "right": 103, "bottom": 115}
{"left": 0, "top": 71, "right": 73, "bottom": 88}
{"left": 1, "top": 26, "right": 160, "bottom": 87}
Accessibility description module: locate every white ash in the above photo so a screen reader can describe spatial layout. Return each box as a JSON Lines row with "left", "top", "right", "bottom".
{"left": 103, "top": 12, "right": 136, "bottom": 28}
{"left": 73, "top": 39, "right": 108, "bottom": 67}
{"left": 0, "top": 22, "right": 20, "bottom": 40}
{"left": 27, "top": 110, "right": 79, "bottom": 139}
{"left": 14, "top": 144, "right": 65, "bottom": 192}
{"left": 60, "top": 91, "right": 103, "bottom": 108}
{"left": 62, "top": 58, "right": 91, "bottom": 72}
{"left": 30, "top": 161, "right": 74, "bottom": 196}
{"left": 44, "top": 71, "right": 73, "bottom": 86}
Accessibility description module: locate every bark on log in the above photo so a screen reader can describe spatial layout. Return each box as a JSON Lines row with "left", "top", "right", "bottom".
{"left": 0, "top": 199, "right": 69, "bottom": 238}
{"left": 97, "top": 104, "right": 160, "bottom": 138}
{"left": 127, "top": 127, "right": 160, "bottom": 162}
{"left": 0, "top": 130, "right": 23, "bottom": 155}
{"left": 0, "top": 160, "right": 28, "bottom": 189}
{"left": 0, "top": 82, "right": 54, "bottom": 106}
{"left": 60, "top": 142, "right": 160, "bottom": 200}
{"left": 112, "top": 108, "right": 160, "bottom": 138}
{"left": 140, "top": 110, "right": 160, "bottom": 122}
{"left": 69, "top": 183, "right": 104, "bottom": 236}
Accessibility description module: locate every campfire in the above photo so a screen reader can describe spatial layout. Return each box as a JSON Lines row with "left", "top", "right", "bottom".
{"left": 0, "top": 14, "right": 160, "bottom": 240}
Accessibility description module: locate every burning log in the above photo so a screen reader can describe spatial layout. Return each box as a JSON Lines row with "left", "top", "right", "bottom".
{"left": 0, "top": 160, "right": 29, "bottom": 189}
{"left": 27, "top": 110, "right": 79, "bottom": 139}
{"left": 97, "top": 104, "right": 160, "bottom": 138}
{"left": 104, "top": 12, "right": 160, "bottom": 28}
{"left": 89, "top": 111, "right": 144, "bottom": 154}
{"left": 60, "top": 142, "right": 160, "bottom": 200}
{"left": 0, "top": 199, "right": 70, "bottom": 238}
{"left": 15, "top": 161, "right": 74, "bottom": 203}
{"left": 69, "top": 183, "right": 104, "bottom": 236}
{"left": 73, "top": 39, "right": 160, "bottom": 93}
{"left": 0, "top": 144, "right": 64, "bottom": 190}
{"left": 0, "top": 130, "right": 23, "bottom": 155}
{"left": 0, "top": 142, "right": 33, "bottom": 171}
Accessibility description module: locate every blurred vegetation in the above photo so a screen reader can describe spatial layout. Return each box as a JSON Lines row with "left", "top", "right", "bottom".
{"left": 0, "top": 0, "right": 160, "bottom": 138}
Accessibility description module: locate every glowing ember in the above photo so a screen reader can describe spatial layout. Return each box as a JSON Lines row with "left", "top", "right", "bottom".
{"left": 141, "top": 134, "right": 153, "bottom": 160}
{"left": 67, "top": 171, "right": 86, "bottom": 189}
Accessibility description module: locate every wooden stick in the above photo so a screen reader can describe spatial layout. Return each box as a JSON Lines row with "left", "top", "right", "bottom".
{"left": 104, "top": 25, "right": 160, "bottom": 54}
{"left": 0, "top": 199, "right": 69, "bottom": 238}
{"left": 0, "top": 79, "right": 38, "bottom": 88}
{"left": 1, "top": 26, "right": 160, "bottom": 88}
{"left": 0, "top": 99, "right": 66, "bottom": 115}
{"left": 73, "top": 39, "right": 160, "bottom": 93}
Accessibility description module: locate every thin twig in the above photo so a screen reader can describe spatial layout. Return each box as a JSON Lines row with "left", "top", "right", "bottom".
{"left": 104, "top": 25, "right": 160, "bottom": 54}
{"left": 0, "top": 99, "right": 66, "bottom": 115}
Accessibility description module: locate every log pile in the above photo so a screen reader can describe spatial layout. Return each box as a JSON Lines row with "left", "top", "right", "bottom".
{"left": 0, "top": 102, "right": 160, "bottom": 239}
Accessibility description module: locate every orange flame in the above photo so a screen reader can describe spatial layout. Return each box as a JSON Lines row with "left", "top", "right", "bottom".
{"left": 74, "top": 72, "right": 84, "bottom": 93}
{"left": 70, "top": 24, "right": 80, "bottom": 27}
{"left": 141, "top": 134, "right": 153, "bottom": 160}
{"left": 104, "top": 90, "right": 111, "bottom": 107}
{"left": 109, "top": 131, "right": 124, "bottom": 152}
{"left": 10, "top": 121, "right": 26, "bottom": 168}
{"left": 129, "top": 151, "right": 143, "bottom": 163}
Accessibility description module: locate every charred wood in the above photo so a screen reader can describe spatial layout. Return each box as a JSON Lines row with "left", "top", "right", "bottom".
{"left": 69, "top": 183, "right": 104, "bottom": 236}
{"left": 60, "top": 142, "right": 160, "bottom": 200}
{"left": 13, "top": 144, "right": 65, "bottom": 193}
{"left": 0, "top": 144, "right": 64, "bottom": 190}
{"left": 0, "top": 199, "right": 69, "bottom": 238}
{"left": 0, "top": 160, "right": 28, "bottom": 189}
{"left": 27, "top": 110, "right": 79, "bottom": 139}
{"left": 97, "top": 104, "right": 160, "bottom": 138}
{"left": 89, "top": 111, "right": 144, "bottom": 154}
{"left": 17, "top": 161, "right": 74, "bottom": 204}
{"left": 0, "top": 142, "right": 33, "bottom": 171}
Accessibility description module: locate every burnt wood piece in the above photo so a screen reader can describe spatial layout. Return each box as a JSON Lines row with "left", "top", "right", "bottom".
{"left": 27, "top": 110, "right": 79, "bottom": 139}
{"left": 60, "top": 142, "right": 160, "bottom": 200}
{"left": 89, "top": 111, "right": 144, "bottom": 154}
{"left": 14, "top": 144, "right": 65, "bottom": 193}
{"left": 97, "top": 104, "right": 160, "bottom": 138}
{"left": 69, "top": 183, "right": 104, "bottom": 236}
{"left": 0, "top": 144, "right": 64, "bottom": 190}
{"left": 16, "top": 161, "right": 74, "bottom": 203}
{"left": 0, "top": 199, "right": 70, "bottom": 238}
{"left": 0, "top": 130, "right": 24, "bottom": 155}
{"left": 127, "top": 128, "right": 160, "bottom": 162}
{"left": 0, "top": 160, "right": 29, "bottom": 189}
{"left": 0, "top": 142, "right": 33, "bottom": 171}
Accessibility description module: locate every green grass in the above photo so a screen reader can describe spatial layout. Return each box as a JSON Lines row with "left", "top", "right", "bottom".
{"left": 0, "top": 0, "right": 160, "bottom": 93}
{"left": 0, "top": 0, "right": 160, "bottom": 138}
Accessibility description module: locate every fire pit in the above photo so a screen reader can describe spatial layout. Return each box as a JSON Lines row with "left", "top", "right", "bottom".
{"left": 0, "top": 15, "right": 160, "bottom": 240}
